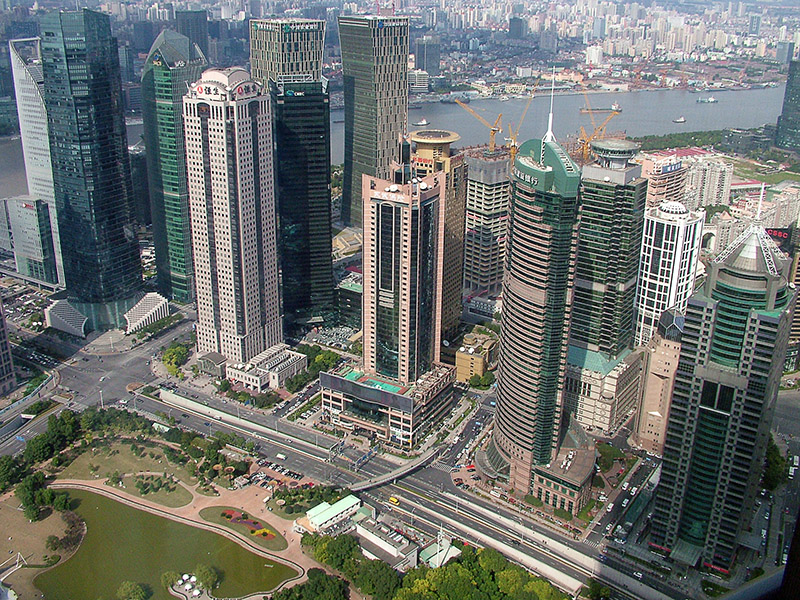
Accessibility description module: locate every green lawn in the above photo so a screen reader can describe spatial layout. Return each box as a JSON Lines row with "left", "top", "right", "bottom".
{"left": 264, "top": 498, "right": 311, "bottom": 520}
{"left": 577, "top": 499, "right": 598, "bottom": 523}
{"left": 58, "top": 441, "right": 198, "bottom": 486}
{"left": 702, "top": 580, "right": 731, "bottom": 597}
{"left": 119, "top": 475, "right": 193, "bottom": 508}
{"left": 597, "top": 443, "right": 624, "bottom": 472}
{"left": 199, "top": 506, "right": 288, "bottom": 551}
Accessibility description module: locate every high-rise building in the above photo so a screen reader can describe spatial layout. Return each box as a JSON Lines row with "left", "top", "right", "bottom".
{"left": 749, "top": 14, "right": 761, "bottom": 36}
{"left": 319, "top": 157, "right": 456, "bottom": 449}
{"left": 40, "top": 10, "right": 143, "bottom": 329}
{"left": 777, "top": 60, "right": 800, "bottom": 151}
{"left": 508, "top": 17, "right": 527, "bottom": 39}
{"left": 9, "top": 37, "right": 63, "bottom": 286}
{"left": 410, "top": 129, "right": 467, "bottom": 343}
{"left": 0, "top": 299, "right": 15, "bottom": 396}
{"left": 7, "top": 196, "right": 57, "bottom": 284}
{"left": 634, "top": 201, "right": 704, "bottom": 346}
{"left": 633, "top": 310, "right": 683, "bottom": 456}
{"left": 183, "top": 68, "right": 282, "bottom": 363}
{"left": 250, "top": 19, "right": 334, "bottom": 326}
{"left": 362, "top": 158, "right": 444, "bottom": 382}
{"left": 640, "top": 153, "right": 688, "bottom": 208}
{"left": 462, "top": 147, "right": 511, "bottom": 295}
{"left": 777, "top": 41, "right": 795, "bottom": 65}
{"left": 414, "top": 35, "right": 440, "bottom": 76}
{"left": 565, "top": 139, "right": 647, "bottom": 435}
{"left": 339, "top": 15, "right": 408, "bottom": 227}
{"left": 571, "top": 140, "right": 646, "bottom": 356}
{"left": 651, "top": 225, "right": 795, "bottom": 570}
{"left": 684, "top": 156, "right": 733, "bottom": 210}
{"left": 141, "top": 30, "right": 207, "bottom": 303}
{"left": 482, "top": 131, "right": 593, "bottom": 508}
{"left": 175, "top": 10, "right": 209, "bottom": 59}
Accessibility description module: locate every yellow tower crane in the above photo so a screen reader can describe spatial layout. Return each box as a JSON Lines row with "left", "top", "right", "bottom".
{"left": 455, "top": 98, "right": 502, "bottom": 152}
{"left": 506, "top": 84, "right": 538, "bottom": 162}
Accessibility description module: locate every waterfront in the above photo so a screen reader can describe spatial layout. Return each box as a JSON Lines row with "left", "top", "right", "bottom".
{"left": 0, "top": 85, "right": 787, "bottom": 195}
{"left": 34, "top": 489, "right": 298, "bottom": 600}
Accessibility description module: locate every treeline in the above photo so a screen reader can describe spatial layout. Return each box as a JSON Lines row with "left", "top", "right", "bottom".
{"left": 301, "top": 533, "right": 568, "bottom": 600}
{"left": 631, "top": 130, "right": 726, "bottom": 152}
{"left": 285, "top": 345, "right": 340, "bottom": 393}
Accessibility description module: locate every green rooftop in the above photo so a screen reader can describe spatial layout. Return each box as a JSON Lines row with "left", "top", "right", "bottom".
{"left": 342, "top": 368, "right": 407, "bottom": 394}
{"left": 567, "top": 345, "right": 631, "bottom": 377}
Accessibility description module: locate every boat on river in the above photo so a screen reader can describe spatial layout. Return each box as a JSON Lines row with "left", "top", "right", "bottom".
{"left": 673, "top": 116, "right": 686, "bottom": 123}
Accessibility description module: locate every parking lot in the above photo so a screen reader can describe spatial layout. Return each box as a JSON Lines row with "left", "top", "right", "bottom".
{"left": 303, "top": 326, "right": 358, "bottom": 351}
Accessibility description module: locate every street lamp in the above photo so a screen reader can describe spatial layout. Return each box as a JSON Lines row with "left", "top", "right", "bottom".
{"left": 99, "top": 389, "right": 104, "bottom": 410}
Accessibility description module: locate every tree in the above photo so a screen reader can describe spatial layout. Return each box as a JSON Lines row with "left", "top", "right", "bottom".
{"left": 586, "top": 578, "right": 612, "bottom": 600}
{"left": 116, "top": 581, "right": 147, "bottom": 600}
{"left": 355, "top": 559, "right": 400, "bottom": 600}
{"left": 195, "top": 564, "right": 220, "bottom": 589}
{"left": 45, "top": 535, "right": 60, "bottom": 551}
{"left": 763, "top": 434, "right": 788, "bottom": 491}
{"left": 160, "top": 571, "right": 180, "bottom": 590}
{"left": 469, "top": 374, "right": 482, "bottom": 388}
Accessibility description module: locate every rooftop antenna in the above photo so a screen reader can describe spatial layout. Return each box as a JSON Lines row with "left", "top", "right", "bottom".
{"left": 543, "top": 66, "right": 556, "bottom": 144}
{"left": 756, "top": 182, "right": 765, "bottom": 222}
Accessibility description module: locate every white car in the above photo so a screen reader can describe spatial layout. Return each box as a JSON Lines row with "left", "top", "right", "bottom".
{"left": 606, "top": 503, "right": 614, "bottom": 512}
{"left": 622, "top": 482, "right": 629, "bottom": 491}
{"left": 622, "top": 498, "right": 630, "bottom": 508}
{"left": 630, "top": 486, "right": 639, "bottom": 495}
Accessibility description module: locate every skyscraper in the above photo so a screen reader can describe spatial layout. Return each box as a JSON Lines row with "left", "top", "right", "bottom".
{"left": 142, "top": 30, "right": 207, "bottom": 303}
{"left": 183, "top": 68, "right": 282, "bottom": 363}
{"left": 319, "top": 156, "right": 456, "bottom": 449}
{"left": 250, "top": 19, "right": 334, "bottom": 326}
{"left": 0, "top": 299, "right": 15, "bottom": 396}
{"left": 777, "top": 60, "right": 800, "bottom": 151}
{"left": 9, "top": 37, "right": 63, "bottom": 285}
{"left": 462, "top": 147, "right": 511, "bottom": 295}
{"left": 640, "top": 152, "right": 687, "bottom": 208}
{"left": 410, "top": 129, "right": 467, "bottom": 343}
{"left": 563, "top": 140, "right": 646, "bottom": 435}
{"left": 40, "top": 10, "right": 142, "bottom": 329}
{"left": 339, "top": 15, "right": 408, "bottom": 227}
{"left": 362, "top": 156, "right": 444, "bottom": 382}
{"left": 7, "top": 196, "right": 57, "bottom": 284}
{"left": 414, "top": 35, "right": 440, "bottom": 76}
{"left": 634, "top": 201, "right": 704, "bottom": 346}
{"left": 175, "top": 10, "right": 209, "bottom": 58}
{"left": 483, "top": 131, "right": 583, "bottom": 496}
{"left": 571, "top": 140, "right": 646, "bottom": 356}
{"left": 651, "top": 225, "right": 795, "bottom": 570}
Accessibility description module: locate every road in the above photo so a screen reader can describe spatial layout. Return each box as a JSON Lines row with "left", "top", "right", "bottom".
{"left": 0, "top": 330, "right": 692, "bottom": 600}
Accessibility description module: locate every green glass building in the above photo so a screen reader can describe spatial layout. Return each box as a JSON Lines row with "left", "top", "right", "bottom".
{"left": 484, "top": 135, "right": 581, "bottom": 494}
{"left": 651, "top": 225, "right": 795, "bottom": 570}
{"left": 41, "top": 9, "right": 142, "bottom": 329}
{"left": 571, "top": 139, "right": 646, "bottom": 356}
{"left": 338, "top": 15, "right": 408, "bottom": 227}
{"left": 141, "top": 30, "right": 207, "bottom": 303}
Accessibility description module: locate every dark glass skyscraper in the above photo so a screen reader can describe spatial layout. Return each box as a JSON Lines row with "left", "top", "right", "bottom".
{"left": 651, "top": 225, "right": 795, "bottom": 570}
{"left": 250, "top": 19, "right": 334, "bottom": 326}
{"left": 142, "top": 30, "right": 207, "bottom": 303}
{"left": 40, "top": 9, "right": 142, "bottom": 329}
{"left": 175, "top": 10, "right": 209, "bottom": 59}
{"left": 777, "top": 60, "right": 800, "bottom": 150}
{"left": 339, "top": 15, "right": 408, "bottom": 227}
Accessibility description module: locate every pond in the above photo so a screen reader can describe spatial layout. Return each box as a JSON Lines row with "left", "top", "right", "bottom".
{"left": 35, "top": 489, "right": 299, "bottom": 600}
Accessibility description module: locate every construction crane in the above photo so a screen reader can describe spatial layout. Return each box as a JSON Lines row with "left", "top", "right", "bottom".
{"left": 455, "top": 98, "right": 502, "bottom": 152}
{"left": 574, "top": 111, "right": 618, "bottom": 164}
{"left": 505, "top": 84, "right": 538, "bottom": 162}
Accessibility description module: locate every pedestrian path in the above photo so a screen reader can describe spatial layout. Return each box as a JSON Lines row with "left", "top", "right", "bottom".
{"left": 430, "top": 461, "right": 453, "bottom": 473}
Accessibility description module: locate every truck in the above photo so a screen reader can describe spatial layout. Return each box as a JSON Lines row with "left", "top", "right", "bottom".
{"left": 276, "top": 453, "right": 287, "bottom": 461}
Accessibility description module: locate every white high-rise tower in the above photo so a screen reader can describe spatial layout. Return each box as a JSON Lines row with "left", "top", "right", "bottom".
{"left": 9, "top": 37, "right": 64, "bottom": 285}
{"left": 634, "top": 201, "right": 705, "bottom": 346}
{"left": 183, "top": 68, "right": 282, "bottom": 363}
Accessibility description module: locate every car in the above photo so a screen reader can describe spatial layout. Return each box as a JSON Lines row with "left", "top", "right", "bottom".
{"left": 622, "top": 498, "right": 630, "bottom": 508}
{"left": 606, "top": 503, "right": 614, "bottom": 512}
{"left": 204, "top": 422, "right": 211, "bottom": 426}
{"left": 630, "top": 486, "right": 638, "bottom": 495}
{"left": 471, "top": 475, "right": 481, "bottom": 481}
{"left": 182, "top": 413, "right": 189, "bottom": 418}
{"left": 622, "top": 482, "right": 629, "bottom": 491}
{"left": 633, "top": 572, "right": 643, "bottom": 580}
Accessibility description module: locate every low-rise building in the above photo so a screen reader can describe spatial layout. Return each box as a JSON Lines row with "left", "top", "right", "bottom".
{"left": 226, "top": 344, "right": 307, "bottom": 392}
{"left": 354, "top": 516, "right": 418, "bottom": 571}
{"left": 564, "top": 347, "right": 644, "bottom": 436}
{"left": 530, "top": 419, "right": 596, "bottom": 514}
{"left": 454, "top": 333, "right": 498, "bottom": 383}
{"left": 295, "top": 494, "right": 362, "bottom": 534}
{"left": 320, "top": 362, "right": 455, "bottom": 449}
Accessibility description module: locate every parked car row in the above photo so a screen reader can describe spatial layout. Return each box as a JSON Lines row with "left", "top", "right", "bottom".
{"left": 257, "top": 458, "right": 304, "bottom": 480}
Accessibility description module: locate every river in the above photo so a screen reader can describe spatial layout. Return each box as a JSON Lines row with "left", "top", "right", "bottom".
{"left": 0, "top": 85, "right": 787, "bottom": 197}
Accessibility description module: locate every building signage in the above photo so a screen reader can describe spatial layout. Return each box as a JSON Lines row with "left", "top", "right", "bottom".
{"left": 512, "top": 167, "right": 539, "bottom": 186}
{"left": 660, "top": 161, "right": 683, "bottom": 174}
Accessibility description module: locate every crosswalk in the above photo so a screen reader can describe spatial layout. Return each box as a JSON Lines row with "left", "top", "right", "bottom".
{"left": 430, "top": 461, "right": 453, "bottom": 472}
{"left": 583, "top": 538, "right": 601, "bottom": 548}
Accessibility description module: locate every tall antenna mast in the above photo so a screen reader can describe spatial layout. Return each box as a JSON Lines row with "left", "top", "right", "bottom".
{"left": 542, "top": 67, "right": 556, "bottom": 159}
